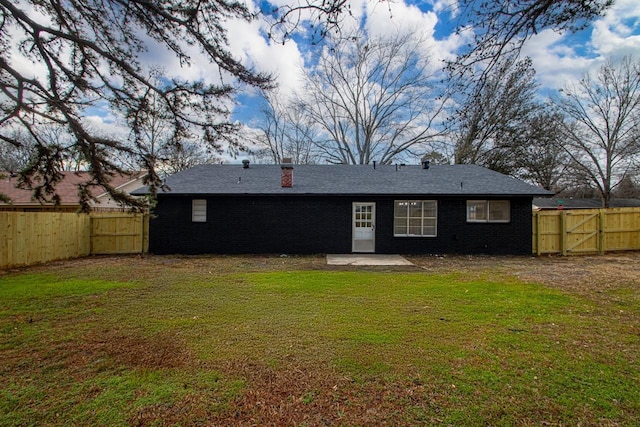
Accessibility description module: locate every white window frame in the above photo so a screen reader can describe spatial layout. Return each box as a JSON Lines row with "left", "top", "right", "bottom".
{"left": 466, "top": 200, "right": 510, "bottom": 223}
{"left": 192, "top": 199, "right": 207, "bottom": 222}
{"left": 394, "top": 200, "right": 437, "bottom": 237}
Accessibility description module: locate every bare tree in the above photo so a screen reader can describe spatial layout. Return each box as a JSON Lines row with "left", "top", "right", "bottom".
{"left": 0, "top": 130, "right": 33, "bottom": 173}
{"left": 123, "top": 73, "right": 176, "bottom": 176}
{"left": 612, "top": 175, "right": 640, "bottom": 198}
{"left": 110, "top": 73, "right": 222, "bottom": 177}
{"left": 552, "top": 56, "right": 640, "bottom": 207}
{"left": 157, "top": 142, "right": 222, "bottom": 176}
{"left": 113, "top": 137, "right": 221, "bottom": 177}
{"left": 421, "top": 150, "right": 450, "bottom": 165}
{"left": 250, "top": 91, "right": 321, "bottom": 164}
{"left": 450, "top": 0, "right": 613, "bottom": 83}
{"left": 452, "top": 56, "right": 540, "bottom": 175}
{"left": 264, "top": 0, "right": 351, "bottom": 44}
{"left": 1, "top": 0, "right": 272, "bottom": 210}
{"left": 0, "top": 124, "right": 84, "bottom": 173}
{"left": 1, "top": 126, "right": 89, "bottom": 204}
{"left": 298, "top": 30, "right": 449, "bottom": 165}
{"left": 514, "top": 111, "right": 569, "bottom": 191}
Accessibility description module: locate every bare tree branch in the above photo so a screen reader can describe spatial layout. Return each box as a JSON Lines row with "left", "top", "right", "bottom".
{"left": 551, "top": 56, "right": 640, "bottom": 207}
{"left": 249, "top": 91, "right": 321, "bottom": 164}
{"left": 297, "top": 30, "right": 449, "bottom": 164}
{"left": 452, "top": 55, "right": 540, "bottom": 175}
{"left": 1, "top": 0, "right": 273, "bottom": 210}
{"left": 449, "top": 0, "right": 613, "bottom": 85}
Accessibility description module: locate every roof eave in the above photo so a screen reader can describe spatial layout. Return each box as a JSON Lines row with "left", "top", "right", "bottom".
{"left": 154, "top": 191, "right": 552, "bottom": 197}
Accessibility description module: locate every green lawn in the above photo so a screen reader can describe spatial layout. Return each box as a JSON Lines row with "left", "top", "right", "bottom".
{"left": 1, "top": 256, "right": 638, "bottom": 425}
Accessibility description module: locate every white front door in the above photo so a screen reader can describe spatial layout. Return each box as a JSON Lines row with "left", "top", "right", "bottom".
{"left": 352, "top": 203, "right": 375, "bottom": 253}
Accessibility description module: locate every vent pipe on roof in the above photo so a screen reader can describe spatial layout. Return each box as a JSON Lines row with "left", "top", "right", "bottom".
{"left": 242, "top": 159, "right": 250, "bottom": 168}
{"left": 373, "top": 160, "right": 376, "bottom": 169}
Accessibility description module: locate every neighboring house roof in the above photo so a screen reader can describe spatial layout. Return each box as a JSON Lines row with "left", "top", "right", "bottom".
{"left": 0, "top": 171, "right": 147, "bottom": 208}
{"left": 136, "top": 164, "right": 553, "bottom": 197}
{"left": 533, "top": 197, "right": 640, "bottom": 210}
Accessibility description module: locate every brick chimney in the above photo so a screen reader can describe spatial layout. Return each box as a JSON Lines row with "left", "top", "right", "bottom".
{"left": 281, "top": 158, "right": 293, "bottom": 188}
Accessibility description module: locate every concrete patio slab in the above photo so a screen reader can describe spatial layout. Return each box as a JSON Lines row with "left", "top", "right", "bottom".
{"left": 326, "top": 254, "right": 414, "bottom": 266}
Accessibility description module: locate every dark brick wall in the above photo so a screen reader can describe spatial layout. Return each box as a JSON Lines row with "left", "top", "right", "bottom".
{"left": 149, "top": 195, "right": 533, "bottom": 255}
{"left": 373, "top": 197, "right": 533, "bottom": 255}
{"left": 149, "top": 195, "right": 352, "bottom": 254}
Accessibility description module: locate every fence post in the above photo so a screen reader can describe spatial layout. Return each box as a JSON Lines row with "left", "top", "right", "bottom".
{"left": 143, "top": 213, "right": 150, "bottom": 253}
{"left": 598, "top": 209, "right": 606, "bottom": 255}
{"left": 535, "top": 211, "right": 542, "bottom": 256}
{"left": 561, "top": 211, "right": 568, "bottom": 256}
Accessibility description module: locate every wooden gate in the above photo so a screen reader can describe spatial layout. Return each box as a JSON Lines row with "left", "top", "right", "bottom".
{"left": 90, "top": 213, "right": 149, "bottom": 254}
{"left": 533, "top": 208, "right": 640, "bottom": 255}
{"left": 561, "top": 211, "right": 600, "bottom": 255}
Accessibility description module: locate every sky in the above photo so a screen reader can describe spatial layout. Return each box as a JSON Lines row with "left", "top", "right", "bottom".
{"left": 226, "top": 0, "right": 640, "bottom": 125}
{"left": 10, "top": 0, "right": 640, "bottom": 155}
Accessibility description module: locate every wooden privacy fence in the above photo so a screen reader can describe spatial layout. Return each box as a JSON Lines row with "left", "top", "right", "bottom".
{"left": 1, "top": 212, "right": 148, "bottom": 269}
{"left": 91, "top": 213, "right": 149, "bottom": 255}
{"left": 533, "top": 208, "right": 640, "bottom": 255}
{"left": 0, "top": 211, "right": 91, "bottom": 269}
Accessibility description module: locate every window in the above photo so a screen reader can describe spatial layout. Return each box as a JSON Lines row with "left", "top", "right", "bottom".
{"left": 466, "top": 200, "right": 510, "bottom": 223}
{"left": 192, "top": 199, "right": 207, "bottom": 222}
{"left": 394, "top": 200, "right": 437, "bottom": 237}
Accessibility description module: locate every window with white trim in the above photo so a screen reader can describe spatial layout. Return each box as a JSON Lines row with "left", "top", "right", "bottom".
{"left": 192, "top": 199, "right": 207, "bottom": 222}
{"left": 394, "top": 200, "right": 437, "bottom": 237}
{"left": 466, "top": 200, "right": 510, "bottom": 223}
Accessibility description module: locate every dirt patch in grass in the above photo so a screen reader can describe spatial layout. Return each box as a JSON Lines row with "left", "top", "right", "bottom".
{"left": 89, "top": 330, "right": 193, "bottom": 370}
{"left": 1, "top": 328, "right": 192, "bottom": 382}
{"left": 128, "top": 359, "right": 444, "bottom": 426}
{"left": 407, "top": 252, "right": 640, "bottom": 295}
{"left": 16, "top": 253, "right": 329, "bottom": 274}
{"left": 216, "top": 362, "right": 432, "bottom": 426}
{"left": 214, "top": 361, "right": 346, "bottom": 426}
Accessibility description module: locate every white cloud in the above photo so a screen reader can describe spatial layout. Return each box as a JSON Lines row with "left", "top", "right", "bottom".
{"left": 227, "top": 0, "right": 464, "bottom": 116}
{"left": 226, "top": 18, "right": 306, "bottom": 95}
{"left": 522, "top": 30, "right": 597, "bottom": 91}
{"left": 356, "top": 0, "right": 464, "bottom": 65}
{"left": 139, "top": 33, "right": 229, "bottom": 85}
{"left": 429, "top": 0, "right": 458, "bottom": 16}
{"left": 524, "top": 0, "right": 640, "bottom": 91}
{"left": 590, "top": 0, "right": 640, "bottom": 58}
{"left": 82, "top": 115, "right": 129, "bottom": 141}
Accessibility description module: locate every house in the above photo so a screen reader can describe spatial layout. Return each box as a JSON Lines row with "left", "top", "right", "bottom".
{"left": 138, "top": 161, "right": 553, "bottom": 255}
{"left": 0, "top": 171, "right": 147, "bottom": 212}
{"left": 533, "top": 197, "right": 640, "bottom": 210}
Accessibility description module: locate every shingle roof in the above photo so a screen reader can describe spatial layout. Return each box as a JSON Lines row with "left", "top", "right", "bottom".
{"left": 137, "top": 163, "right": 553, "bottom": 197}
{"left": 0, "top": 171, "right": 146, "bottom": 206}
